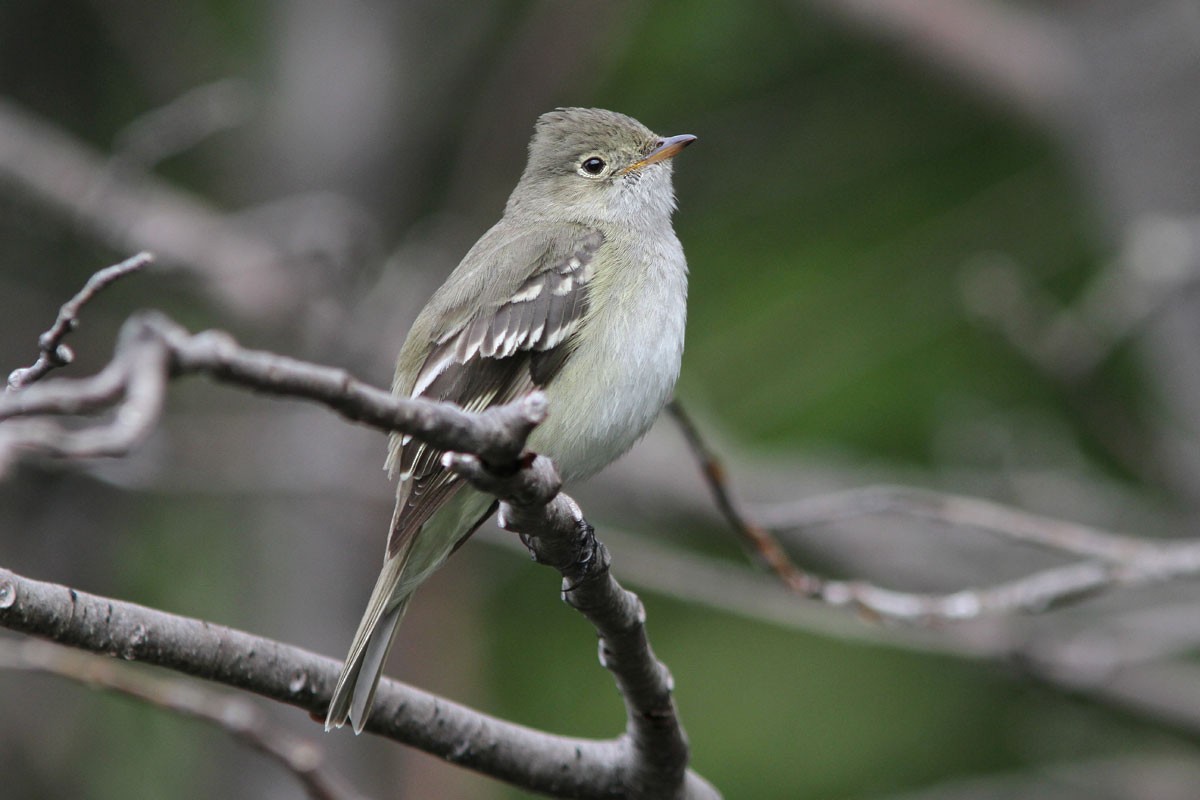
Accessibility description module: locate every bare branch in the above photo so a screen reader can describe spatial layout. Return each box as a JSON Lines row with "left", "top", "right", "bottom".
{"left": 0, "top": 638, "right": 370, "bottom": 800}
{"left": 670, "top": 403, "right": 1200, "bottom": 622}
{"left": 7, "top": 252, "right": 153, "bottom": 390}
{"left": 666, "top": 400, "right": 821, "bottom": 594}
{"left": 822, "top": 570, "right": 1075, "bottom": 622}
{"left": 799, "top": 511, "right": 1200, "bottom": 622}
{"left": 0, "top": 312, "right": 545, "bottom": 476}
{"left": 0, "top": 322, "right": 171, "bottom": 475}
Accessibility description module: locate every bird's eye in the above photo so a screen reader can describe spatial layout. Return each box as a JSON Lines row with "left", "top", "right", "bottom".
{"left": 579, "top": 156, "right": 607, "bottom": 176}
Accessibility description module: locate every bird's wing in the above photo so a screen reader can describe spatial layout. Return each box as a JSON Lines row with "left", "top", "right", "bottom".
{"left": 385, "top": 225, "right": 605, "bottom": 557}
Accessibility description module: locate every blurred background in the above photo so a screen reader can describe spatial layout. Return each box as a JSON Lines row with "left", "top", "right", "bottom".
{"left": 4, "top": 0, "right": 1200, "bottom": 798}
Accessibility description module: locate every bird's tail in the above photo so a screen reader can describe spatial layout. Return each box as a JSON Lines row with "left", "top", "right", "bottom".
{"left": 325, "top": 488, "right": 496, "bottom": 733}
{"left": 325, "top": 549, "right": 413, "bottom": 734}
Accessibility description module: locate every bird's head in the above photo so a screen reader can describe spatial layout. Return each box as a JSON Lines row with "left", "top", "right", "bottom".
{"left": 508, "top": 107, "right": 696, "bottom": 226}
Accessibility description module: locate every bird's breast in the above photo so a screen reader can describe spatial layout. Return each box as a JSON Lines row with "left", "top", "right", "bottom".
{"left": 530, "top": 231, "right": 688, "bottom": 482}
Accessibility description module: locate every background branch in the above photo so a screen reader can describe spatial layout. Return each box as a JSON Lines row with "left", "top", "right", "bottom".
{"left": 673, "top": 401, "right": 1200, "bottom": 621}
{"left": 0, "top": 99, "right": 299, "bottom": 320}
{"left": 0, "top": 638, "right": 370, "bottom": 800}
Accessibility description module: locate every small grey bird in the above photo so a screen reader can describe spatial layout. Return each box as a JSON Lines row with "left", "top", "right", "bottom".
{"left": 326, "top": 107, "right": 695, "bottom": 733}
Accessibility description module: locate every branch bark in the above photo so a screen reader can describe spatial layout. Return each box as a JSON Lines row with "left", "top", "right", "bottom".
{"left": 0, "top": 311, "right": 546, "bottom": 475}
{"left": 449, "top": 453, "right": 702, "bottom": 798}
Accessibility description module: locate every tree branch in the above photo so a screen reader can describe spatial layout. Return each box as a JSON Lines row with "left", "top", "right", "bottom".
{"left": 448, "top": 453, "right": 707, "bottom": 799}
{"left": 6, "top": 252, "right": 153, "bottom": 390}
{"left": 671, "top": 402, "right": 1200, "bottom": 622}
{"left": 0, "top": 99, "right": 300, "bottom": 319}
{"left": 0, "top": 311, "right": 545, "bottom": 476}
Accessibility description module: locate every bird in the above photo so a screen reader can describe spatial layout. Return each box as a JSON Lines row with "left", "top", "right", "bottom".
{"left": 326, "top": 107, "right": 695, "bottom": 733}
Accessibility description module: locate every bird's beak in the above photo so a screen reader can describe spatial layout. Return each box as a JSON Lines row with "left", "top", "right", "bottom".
{"left": 621, "top": 133, "right": 697, "bottom": 174}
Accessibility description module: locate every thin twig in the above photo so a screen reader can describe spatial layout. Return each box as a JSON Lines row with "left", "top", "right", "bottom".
{"left": 666, "top": 399, "right": 821, "bottom": 595}
{"left": 667, "top": 402, "right": 1200, "bottom": 623}
{"left": 6, "top": 252, "right": 153, "bottom": 390}
{"left": 0, "top": 638, "right": 370, "bottom": 800}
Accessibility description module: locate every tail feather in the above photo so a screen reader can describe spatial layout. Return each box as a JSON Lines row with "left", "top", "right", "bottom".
{"left": 325, "top": 550, "right": 412, "bottom": 733}
{"left": 349, "top": 601, "right": 405, "bottom": 731}
{"left": 326, "top": 489, "right": 496, "bottom": 733}
{"left": 325, "top": 600, "right": 407, "bottom": 733}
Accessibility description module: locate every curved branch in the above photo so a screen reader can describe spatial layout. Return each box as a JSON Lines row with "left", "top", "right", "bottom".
{"left": 666, "top": 400, "right": 820, "bottom": 594}
{"left": 671, "top": 402, "right": 1200, "bottom": 622}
